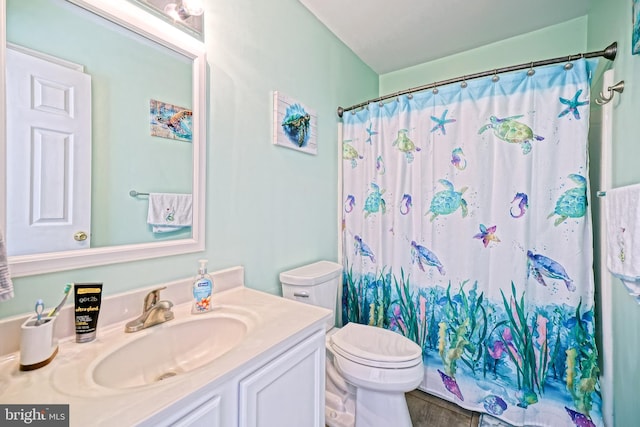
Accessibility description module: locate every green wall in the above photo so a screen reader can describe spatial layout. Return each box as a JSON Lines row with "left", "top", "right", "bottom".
{"left": 0, "top": 0, "right": 377, "bottom": 318}
{"left": 380, "top": 17, "right": 588, "bottom": 96}
{"left": 202, "top": 0, "right": 377, "bottom": 295}
{"left": 587, "top": 1, "right": 640, "bottom": 426}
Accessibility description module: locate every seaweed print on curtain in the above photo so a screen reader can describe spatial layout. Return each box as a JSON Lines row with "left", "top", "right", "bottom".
{"left": 341, "top": 59, "right": 601, "bottom": 427}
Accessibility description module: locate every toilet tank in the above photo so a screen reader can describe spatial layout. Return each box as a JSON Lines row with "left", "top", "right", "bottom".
{"left": 280, "top": 261, "right": 343, "bottom": 331}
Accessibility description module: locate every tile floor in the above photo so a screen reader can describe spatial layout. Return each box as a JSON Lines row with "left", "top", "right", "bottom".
{"left": 406, "top": 389, "right": 481, "bottom": 427}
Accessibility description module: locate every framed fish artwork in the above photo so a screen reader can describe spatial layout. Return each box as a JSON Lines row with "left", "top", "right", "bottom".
{"left": 634, "top": 0, "right": 640, "bottom": 54}
{"left": 273, "top": 91, "right": 317, "bottom": 155}
{"left": 150, "top": 99, "right": 193, "bottom": 142}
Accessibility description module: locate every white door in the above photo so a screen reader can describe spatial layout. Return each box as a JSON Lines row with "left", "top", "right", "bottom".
{"left": 6, "top": 47, "right": 92, "bottom": 256}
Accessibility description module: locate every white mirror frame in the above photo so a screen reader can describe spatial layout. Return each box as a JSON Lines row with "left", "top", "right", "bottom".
{"left": 0, "top": 0, "right": 206, "bottom": 277}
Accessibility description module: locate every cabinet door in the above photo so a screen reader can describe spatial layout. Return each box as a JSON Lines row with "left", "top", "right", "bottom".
{"left": 138, "top": 390, "right": 222, "bottom": 427}
{"left": 170, "top": 395, "right": 221, "bottom": 427}
{"left": 239, "top": 330, "right": 325, "bottom": 427}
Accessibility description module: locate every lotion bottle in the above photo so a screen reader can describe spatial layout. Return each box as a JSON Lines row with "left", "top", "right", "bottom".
{"left": 192, "top": 259, "right": 213, "bottom": 314}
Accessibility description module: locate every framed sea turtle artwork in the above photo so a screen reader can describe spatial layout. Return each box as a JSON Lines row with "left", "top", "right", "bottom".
{"left": 273, "top": 91, "right": 317, "bottom": 155}
{"left": 150, "top": 99, "right": 193, "bottom": 142}
{"left": 634, "top": 0, "right": 640, "bottom": 54}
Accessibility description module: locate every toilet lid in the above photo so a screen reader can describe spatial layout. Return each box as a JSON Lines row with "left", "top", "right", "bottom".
{"left": 330, "top": 323, "right": 422, "bottom": 369}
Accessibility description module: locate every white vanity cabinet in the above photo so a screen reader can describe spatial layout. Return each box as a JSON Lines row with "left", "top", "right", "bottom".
{"left": 238, "top": 329, "right": 325, "bottom": 427}
{"left": 0, "top": 279, "right": 332, "bottom": 427}
{"left": 140, "top": 328, "right": 326, "bottom": 427}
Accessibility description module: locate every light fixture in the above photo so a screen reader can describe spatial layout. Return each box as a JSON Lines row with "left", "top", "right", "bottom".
{"left": 163, "top": 0, "right": 204, "bottom": 21}
{"left": 182, "top": 0, "right": 204, "bottom": 15}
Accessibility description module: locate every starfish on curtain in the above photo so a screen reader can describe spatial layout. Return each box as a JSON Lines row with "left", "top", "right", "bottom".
{"left": 473, "top": 224, "right": 500, "bottom": 248}
{"left": 430, "top": 109, "right": 456, "bottom": 135}
{"left": 558, "top": 89, "right": 589, "bottom": 120}
{"left": 365, "top": 122, "right": 378, "bottom": 144}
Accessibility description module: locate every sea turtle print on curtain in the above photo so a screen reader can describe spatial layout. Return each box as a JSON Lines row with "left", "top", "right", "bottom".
{"left": 341, "top": 59, "right": 601, "bottom": 427}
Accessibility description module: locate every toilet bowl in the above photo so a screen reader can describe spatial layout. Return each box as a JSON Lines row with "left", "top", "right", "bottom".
{"left": 280, "top": 261, "right": 424, "bottom": 427}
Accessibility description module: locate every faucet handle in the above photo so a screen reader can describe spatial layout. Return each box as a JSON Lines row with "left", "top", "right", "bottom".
{"left": 144, "top": 287, "right": 167, "bottom": 311}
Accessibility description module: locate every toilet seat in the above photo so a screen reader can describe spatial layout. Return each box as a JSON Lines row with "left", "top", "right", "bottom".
{"left": 331, "top": 349, "right": 424, "bottom": 392}
{"left": 329, "top": 322, "right": 422, "bottom": 369}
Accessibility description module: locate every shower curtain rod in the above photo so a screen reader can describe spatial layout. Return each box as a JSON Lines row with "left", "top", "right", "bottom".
{"left": 337, "top": 42, "right": 618, "bottom": 118}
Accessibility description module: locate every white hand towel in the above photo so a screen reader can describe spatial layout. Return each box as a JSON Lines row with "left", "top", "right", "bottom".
{"left": 147, "top": 193, "right": 193, "bottom": 233}
{"left": 604, "top": 183, "right": 640, "bottom": 302}
{"left": 0, "top": 230, "right": 14, "bottom": 302}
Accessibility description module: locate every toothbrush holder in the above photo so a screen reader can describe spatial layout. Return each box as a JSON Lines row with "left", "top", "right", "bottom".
{"left": 19, "top": 315, "right": 59, "bottom": 371}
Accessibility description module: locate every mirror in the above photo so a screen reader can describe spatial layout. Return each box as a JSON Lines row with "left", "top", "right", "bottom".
{"left": 1, "top": 0, "right": 206, "bottom": 277}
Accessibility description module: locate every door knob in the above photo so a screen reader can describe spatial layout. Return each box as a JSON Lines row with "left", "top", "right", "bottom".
{"left": 74, "top": 231, "right": 88, "bottom": 241}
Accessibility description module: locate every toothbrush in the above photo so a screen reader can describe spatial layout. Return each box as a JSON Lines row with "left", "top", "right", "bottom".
{"left": 47, "top": 283, "right": 73, "bottom": 317}
{"left": 34, "top": 299, "right": 45, "bottom": 326}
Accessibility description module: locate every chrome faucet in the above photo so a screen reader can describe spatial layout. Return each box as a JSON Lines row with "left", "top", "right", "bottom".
{"left": 125, "top": 287, "right": 175, "bottom": 333}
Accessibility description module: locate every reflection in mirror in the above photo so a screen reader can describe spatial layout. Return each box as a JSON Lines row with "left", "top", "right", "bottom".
{"left": 2, "top": 0, "right": 206, "bottom": 276}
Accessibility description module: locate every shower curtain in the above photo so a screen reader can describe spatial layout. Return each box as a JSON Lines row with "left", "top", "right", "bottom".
{"left": 341, "top": 59, "right": 602, "bottom": 427}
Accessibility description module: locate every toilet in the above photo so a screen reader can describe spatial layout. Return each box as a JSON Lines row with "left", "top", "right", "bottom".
{"left": 280, "top": 261, "right": 424, "bottom": 427}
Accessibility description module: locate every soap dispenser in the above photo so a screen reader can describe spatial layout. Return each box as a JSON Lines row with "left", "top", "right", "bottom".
{"left": 192, "top": 259, "right": 213, "bottom": 314}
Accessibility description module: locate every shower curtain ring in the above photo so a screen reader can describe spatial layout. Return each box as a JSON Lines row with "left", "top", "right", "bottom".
{"left": 527, "top": 62, "right": 535, "bottom": 76}
{"left": 460, "top": 76, "right": 468, "bottom": 88}
{"left": 492, "top": 70, "right": 500, "bottom": 82}
{"left": 407, "top": 93, "right": 413, "bottom": 100}
{"left": 564, "top": 56, "right": 574, "bottom": 70}
{"left": 432, "top": 83, "right": 439, "bottom": 94}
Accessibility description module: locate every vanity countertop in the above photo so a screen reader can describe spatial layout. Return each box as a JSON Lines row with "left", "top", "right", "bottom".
{"left": 0, "top": 285, "right": 331, "bottom": 426}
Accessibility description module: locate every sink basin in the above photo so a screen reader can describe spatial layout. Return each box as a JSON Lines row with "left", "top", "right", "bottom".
{"left": 91, "top": 316, "right": 248, "bottom": 389}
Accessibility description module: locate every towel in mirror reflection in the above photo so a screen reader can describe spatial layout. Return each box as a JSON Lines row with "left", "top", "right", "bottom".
{"left": 147, "top": 193, "right": 193, "bottom": 233}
